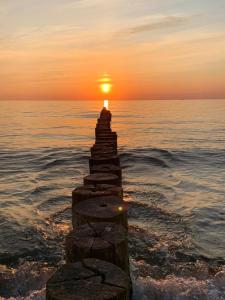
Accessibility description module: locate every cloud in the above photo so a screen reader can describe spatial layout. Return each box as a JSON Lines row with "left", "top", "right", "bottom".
{"left": 118, "top": 15, "right": 195, "bottom": 36}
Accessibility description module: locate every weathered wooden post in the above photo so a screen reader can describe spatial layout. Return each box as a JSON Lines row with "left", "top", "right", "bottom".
{"left": 97, "top": 120, "right": 111, "bottom": 126}
{"left": 90, "top": 164, "right": 122, "bottom": 183}
{"left": 96, "top": 139, "right": 117, "bottom": 145}
{"left": 89, "top": 155, "right": 120, "bottom": 168}
{"left": 46, "top": 258, "right": 131, "bottom": 300}
{"left": 96, "top": 136, "right": 117, "bottom": 144}
{"left": 95, "top": 141, "right": 117, "bottom": 149}
{"left": 65, "top": 222, "right": 129, "bottom": 273}
{"left": 96, "top": 132, "right": 117, "bottom": 139}
{"left": 72, "top": 184, "right": 123, "bottom": 228}
{"left": 84, "top": 172, "right": 121, "bottom": 186}
{"left": 72, "top": 184, "right": 123, "bottom": 204}
{"left": 46, "top": 105, "right": 132, "bottom": 300}
{"left": 96, "top": 122, "right": 111, "bottom": 128}
{"left": 99, "top": 107, "right": 112, "bottom": 121}
{"left": 95, "top": 127, "right": 112, "bottom": 134}
{"left": 91, "top": 149, "right": 116, "bottom": 157}
{"left": 73, "top": 195, "right": 128, "bottom": 228}
{"left": 91, "top": 144, "right": 117, "bottom": 155}
{"left": 93, "top": 144, "right": 118, "bottom": 154}
{"left": 97, "top": 120, "right": 111, "bottom": 128}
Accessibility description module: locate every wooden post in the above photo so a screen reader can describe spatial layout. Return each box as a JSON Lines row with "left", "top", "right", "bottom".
{"left": 97, "top": 119, "right": 111, "bottom": 126}
{"left": 99, "top": 109, "right": 112, "bottom": 121}
{"left": 91, "top": 145, "right": 117, "bottom": 155}
{"left": 66, "top": 222, "right": 129, "bottom": 273}
{"left": 96, "top": 132, "right": 117, "bottom": 138}
{"left": 93, "top": 143, "right": 117, "bottom": 152}
{"left": 92, "top": 144, "right": 116, "bottom": 156}
{"left": 72, "top": 185, "right": 123, "bottom": 228}
{"left": 46, "top": 258, "right": 131, "bottom": 300}
{"left": 96, "top": 124, "right": 111, "bottom": 130}
{"left": 95, "top": 128, "right": 112, "bottom": 134}
{"left": 90, "top": 164, "right": 122, "bottom": 182}
{"left": 97, "top": 119, "right": 111, "bottom": 124}
{"left": 96, "top": 135, "right": 117, "bottom": 142}
{"left": 84, "top": 173, "right": 121, "bottom": 186}
{"left": 46, "top": 107, "right": 132, "bottom": 299}
{"left": 95, "top": 134, "right": 117, "bottom": 143}
{"left": 73, "top": 195, "right": 128, "bottom": 228}
{"left": 72, "top": 184, "right": 123, "bottom": 204}
{"left": 96, "top": 131, "right": 116, "bottom": 135}
{"left": 95, "top": 140, "right": 117, "bottom": 148}
{"left": 91, "top": 149, "right": 116, "bottom": 157}
{"left": 89, "top": 155, "right": 120, "bottom": 168}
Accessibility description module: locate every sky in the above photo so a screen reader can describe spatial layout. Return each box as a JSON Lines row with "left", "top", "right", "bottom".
{"left": 0, "top": 0, "right": 225, "bottom": 100}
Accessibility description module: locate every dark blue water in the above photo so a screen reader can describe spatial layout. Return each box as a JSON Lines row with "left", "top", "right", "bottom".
{"left": 0, "top": 100, "right": 225, "bottom": 299}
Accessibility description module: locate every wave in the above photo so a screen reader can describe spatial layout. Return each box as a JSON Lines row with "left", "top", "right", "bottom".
{"left": 30, "top": 185, "right": 54, "bottom": 196}
{"left": 120, "top": 152, "right": 169, "bottom": 168}
{"left": 129, "top": 224, "right": 225, "bottom": 299}
{"left": 132, "top": 269, "right": 225, "bottom": 300}
{"left": 1, "top": 222, "right": 224, "bottom": 299}
{"left": 127, "top": 201, "right": 182, "bottom": 224}
{"left": 0, "top": 261, "right": 55, "bottom": 299}
{"left": 120, "top": 147, "right": 225, "bottom": 168}
{"left": 37, "top": 195, "right": 71, "bottom": 210}
{"left": 1, "top": 144, "right": 225, "bottom": 299}
{"left": 41, "top": 158, "right": 70, "bottom": 169}
{"left": 1, "top": 265, "right": 225, "bottom": 300}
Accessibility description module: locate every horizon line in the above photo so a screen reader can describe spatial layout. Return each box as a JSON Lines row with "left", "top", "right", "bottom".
{"left": 1, "top": 98, "right": 225, "bottom": 101}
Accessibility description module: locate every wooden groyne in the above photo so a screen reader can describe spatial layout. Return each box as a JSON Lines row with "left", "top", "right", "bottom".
{"left": 46, "top": 107, "right": 131, "bottom": 299}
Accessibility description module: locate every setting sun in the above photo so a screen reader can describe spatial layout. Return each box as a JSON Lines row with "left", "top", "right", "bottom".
{"left": 101, "top": 83, "right": 112, "bottom": 94}
{"left": 99, "top": 74, "right": 112, "bottom": 95}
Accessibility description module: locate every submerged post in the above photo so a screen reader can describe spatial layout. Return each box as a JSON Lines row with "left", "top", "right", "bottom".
{"left": 46, "top": 259, "right": 131, "bottom": 300}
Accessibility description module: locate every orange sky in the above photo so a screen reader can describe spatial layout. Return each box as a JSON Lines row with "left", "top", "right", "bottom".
{"left": 0, "top": 0, "right": 225, "bottom": 100}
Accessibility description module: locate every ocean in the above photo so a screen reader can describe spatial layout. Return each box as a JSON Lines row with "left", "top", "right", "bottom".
{"left": 0, "top": 100, "right": 225, "bottom": 299}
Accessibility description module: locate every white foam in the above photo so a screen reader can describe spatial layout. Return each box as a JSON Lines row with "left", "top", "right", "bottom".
{"left": 132, "top": 271, "right": 225, "bottom": 300}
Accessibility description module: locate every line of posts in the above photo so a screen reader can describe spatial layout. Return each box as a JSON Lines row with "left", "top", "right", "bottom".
{"left": 46, "top": 107, "right": 131, "bottom": 299}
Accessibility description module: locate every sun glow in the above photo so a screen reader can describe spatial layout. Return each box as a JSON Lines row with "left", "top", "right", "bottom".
{"left": 99, "top": 74, "right": 112, "bottom": 109}
{"left": 101, "top": 83, "right": 112, "bottom": 94}
{"left": 99, "top": 74, "right": 112, "bottom": 95}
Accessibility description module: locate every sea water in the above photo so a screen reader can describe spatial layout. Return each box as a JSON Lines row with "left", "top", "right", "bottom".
{"left": 0, "top": 100, "right": 225, "bottom": 299}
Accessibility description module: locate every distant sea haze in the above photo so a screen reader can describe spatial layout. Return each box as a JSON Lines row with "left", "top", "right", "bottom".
{"left": 0, "top": 100, "right": 225, "bottom": 299}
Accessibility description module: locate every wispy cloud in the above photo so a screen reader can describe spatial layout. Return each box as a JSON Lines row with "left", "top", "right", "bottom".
{"left": 117, "top": 14, "right": 196, "bottom": 36}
